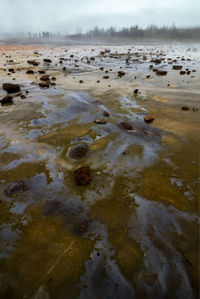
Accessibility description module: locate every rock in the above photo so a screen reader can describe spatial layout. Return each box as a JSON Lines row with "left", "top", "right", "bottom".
{"left": 2, "top": 83, "right": 20, "bottom": 93}
{"left": 144, "top": 115, "right": 155, "bottom": 123}
{"left": 39, "top": 82, "right": 49, "bottom": 88}
{"left": 119, "top": 122, "right": 133, "bottom": 130}
{"left": 4, "top": 180, "right": 29, "bottom": 197}
{"left": 40, "top": 75, "right": 49, "bottom": 81}
{"left": 79, "top": 80, "right": 83, "bottom": 83}
{"left": 134, "top": 89, "right": 139, "bottom": 95}
{"left": 146, "top": 75, "right": 151, "bottom": 79}
{"left": 100, "top": 67, "right": 104, "bottom": 71}
{"left": 94, "top": 118, "right": 107, "bottom": 124}
{"left": 52, "top": 77, "right": 56, "bottom": 81}
{"left": 68, "top": 144, "right": 89, "bottom": 159}
{"left": 103, "top": 76, "right": 109, "bottom": 79}
{"left": 38, "top": 70, "right": 45, "bottom": 74}
{"left": 180, "top": 71, "right": 186, "bottom": 75}
{"left": 156, "top": 70, "right": 167, "bottom": 76}
{"left": 118, "top": 71, "right": 125, "bottom": 77}
{"left": 103, "top": 111, "right": 110, "bottom": 117}
{"left": 8, "top": 68, "right": 15, "bottom": 73}
{"left": 0, "top": 95, "right": 13, "bottom": 105}
{"left": 26, "top": 70, "right": 34, "bottom": 74}
{"left": 182, "top": 106, "right": 189, "bottom": 111}
{"left": 43, "top": 59, "right": 52, "bottom": 63}
{"left": 192, "top": 107, "right": 198, "bottom": 112}
{"left": 27, "top": 60, "right": 39, "bottom": 66}
{"left": 74, "top": 166, "right": 92, "bottom": 186}
{"left": 172, "top": 65, "right": 182, "bottom": 70}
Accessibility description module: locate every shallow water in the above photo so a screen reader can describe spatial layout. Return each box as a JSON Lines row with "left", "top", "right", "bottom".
{"left": 0, "top": 42, "right": 199, "bottom": 299}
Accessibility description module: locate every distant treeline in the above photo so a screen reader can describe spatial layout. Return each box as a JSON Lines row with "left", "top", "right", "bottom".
{"left": 68, "top": 25, "right": 200, "bottom": 40}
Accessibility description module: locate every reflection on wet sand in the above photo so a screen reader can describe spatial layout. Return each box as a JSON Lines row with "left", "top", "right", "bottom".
{"left": 0, "top": 43, "right": 199, "bottom": 299}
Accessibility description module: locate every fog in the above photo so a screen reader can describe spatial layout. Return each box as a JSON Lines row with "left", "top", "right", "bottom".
{"left": 0, "top": 0, "right": 200, "bottom": 34}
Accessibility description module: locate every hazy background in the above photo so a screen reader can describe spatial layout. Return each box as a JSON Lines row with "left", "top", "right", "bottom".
{"left": 0, "top": 0, "right": 200, "bottom": 34}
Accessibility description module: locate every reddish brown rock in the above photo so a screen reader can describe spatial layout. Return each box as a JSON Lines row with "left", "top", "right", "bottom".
{"left": 182, "top": 106, "right": 189, "bottom": 111}
{"left": 118, "top": 71, "right": 125, "bottom": 77}
{"left": 103, "top": 111, "right": 110, "bottom": 117}
{"left": 74, "top": 166, "right": 92, "bottom": 186}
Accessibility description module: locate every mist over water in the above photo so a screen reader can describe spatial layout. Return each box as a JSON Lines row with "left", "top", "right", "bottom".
{"left": 0, "top": 0, "right": 200, "bottom": 35}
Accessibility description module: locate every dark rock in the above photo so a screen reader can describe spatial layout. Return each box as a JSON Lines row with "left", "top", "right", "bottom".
{"left": 74, "top": 166, "right": 92, "bottom": 186}
{"left": 52, "top": 77, "right": 56, "bottom": 81}
{"left": 0, "top": 95, "right": 13, "bottom": 105}
{"left": 40, "top": 75, "right": 49, "bottom": 81}
{"left": 26, "top": 70, "right": 34, "bottom": 74}
{"left": 156, "top": 70, "right": 167, "bottom": 76}
{"left": 39, "top": 82, "right": 49, "bottom": 88}
{"left": 27, "top": 60, "right": 39, "bottom": 66}
{"left": 103, "top": 111, "right": 110, "bottom": 117}
{"left": 38, "top": 70, "right": 45, "bottom": 74}
{"left": 4, "top": 180, "right": 29, "bottom": 197}
{"left": 144, "top": 115, "right": 155, "bottom": 123}
{"left": 180, "top": 71, "right": 186, "bottom": 75}
{"left": 68, "top": 144, "right": 89, "bottom": 159}
{"left": 43, "top": 59, "right": 52, "bottom": 63}
{"left": 118, "top": 71, "right": 125, "bottom": 77}
{"left": 20, "top": 94, "right": 26, "bottom": 99}
{"left": 103, "top": 76, "right": 109, "bottom": 79}
{"left": 119, "top": 122, "right": 133, "bottom": 130}
{"left": 182, "top": 106, "right": 189, "bottom": 111}
{"left": 173, "top": 65, "right": 182, "bottom": 70}
{"left": 8, "top": 68, "right": 15, "bottom": 73}
{"left": 79, "top": 80, "right": 83, "bottom": 83}
{"left": 134, "top": 89, "right": 139, "bottom": 95}
{"left": 2, "top": 83, "right": 20, "bottom": 93}
{"left": 100, "top": 67, "right": 104, "bottom": 71}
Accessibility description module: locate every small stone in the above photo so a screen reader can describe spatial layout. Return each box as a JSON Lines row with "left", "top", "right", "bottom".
{"left": 26, "top": 70, "right": 34, "bottom": 74}
{"left": 103, "top": 76, "right": 109, "bottom": 79}
{"left": 94, "top": 118, "right": 107, "bottom": 124}
{"left": 39, "top": 82, "right": 49, "bottom": 88}
{"left": 192, "top": 107, "right": 198, "bottom": 112}
{"left": 182, "top": 106, "right": 189, "bottom": 111}
{"left": 134, "top": 89, "right": 139, "bottom": 95}
{"left": 103, "top": 111, "right": 110, "bottom": 117}
{"left": 79, "top": 80, "right": 83, "bottom": 83}
{"left": 74, "top": 166, "right": 92, "bottom": 186}
{"left": 156, "top": 70, "right": 167, "bottom": 76}
{"left": 118, "top": 71, "right": 125, "bottom": 77}
{"left": 43, "top": 58, "right": 52, "bottom": 63}
{"left": 40, "top": 75, "right": 49, "bottom": 81}
{"left": 172, "top": 65, "right": 182, "bottom": 70}
{"left": 144, "top": 115, "right": 154, "bottom": 123}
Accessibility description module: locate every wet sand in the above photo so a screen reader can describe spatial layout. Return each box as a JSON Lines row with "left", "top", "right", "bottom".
{"left": 0, "top": 42, "right": 199, "bottom": 299}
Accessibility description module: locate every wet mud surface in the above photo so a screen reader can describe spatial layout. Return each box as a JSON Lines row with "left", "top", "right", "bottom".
{"left": 0, "top": 43, "right": 199, "bottom": 298}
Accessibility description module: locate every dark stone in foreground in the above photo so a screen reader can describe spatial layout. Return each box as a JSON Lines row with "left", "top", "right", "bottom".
{"left": 119, "top": 122, "right": 133, "bottom": 130}
{"left": 74, "top": 166, "right": 92, "bottom": 186}
{"left": 118, "top": 71, "right": 125, "bottom": 77}
{"left": 0, "top": 95, "right": 13, "bottom": 105}
{"left": 26, "top": 70, "right": 34, "bottom": 74}
{"left": 40, "top": 75, "right": 49, "bottom": 81}
{"left": 68, "top": 144, "right": 89, "bottom": 159}
{"left": 2, "top": 83, "right": 20, "bottom": 93}
{"left": 4, "top": 180, "right": 29, "bottom": 197}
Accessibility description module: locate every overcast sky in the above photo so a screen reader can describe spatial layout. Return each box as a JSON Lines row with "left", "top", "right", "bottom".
{"left": 0, "top": 0, "right": 199, "bottom": 34}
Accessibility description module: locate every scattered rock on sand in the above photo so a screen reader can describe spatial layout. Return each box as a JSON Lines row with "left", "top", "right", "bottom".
{"left": 119, "top": 122, "right": 133, "bottom": 130}
{"left": 68, "top": 144, "right": 89, "bottom": 159}
{"left": 39, "top": 82, "right": 49, "bottom": 88}
{"left": 144, "top": 115, "right": 155, "bottom": 123}
{"left": 192, "top": 107, "right": 198, "bottom": 112}
{"left": 4, "top": 180, "right": 29, "bottom": 197}
{"left": 180, "top": 71, "right": 186, "bottom": 75}
{"left": 134, "top": 89, "right": 139, "bottom": 95}
{"left": 2, "top": 83, "right": 20, "bottom": 93}
{"left": 103, "top": 76, "right": 109, "bottom": 79}
{"left": 27, "top": 60, "right": 39, "bottom": 66}
{"left": 182, "top": 106, "right": 189, "bottom": 111}
{"left": 74, "top": 166, "right": 92, "bottom": 186}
